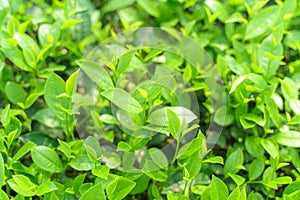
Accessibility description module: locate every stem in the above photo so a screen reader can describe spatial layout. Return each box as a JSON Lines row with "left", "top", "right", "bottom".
{"left": 183, "top": 180, "right": 190, "bottom": 197}
{"left": 172, "top": 140, "right": 180, "bottom": 163}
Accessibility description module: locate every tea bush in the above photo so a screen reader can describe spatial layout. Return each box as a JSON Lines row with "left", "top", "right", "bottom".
{"left": 0, "top": 0, "right": 300, "bottom": 199}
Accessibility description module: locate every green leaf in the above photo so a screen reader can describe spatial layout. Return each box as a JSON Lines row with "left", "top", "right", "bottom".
{"left": 225, "top": 57, "right": 249, "bottom": 75}
{"left": 0, "top": 189, "right": 9, "bottom": 200}
{"left": 44, "top": 73, "right": 68, "bottom": 120}
{"left": 31, "top": 146, "right": 62, "bottom": 173}
{"left": 203, "top": 156, "right": 224, "bottom": 165}
{"left": 151, "top": 183, "right": 160, "bottom": 200}
{"left": 284, "top": 181, "right": 300, "bottom": 196}
{"left": 247, "top": 73, "right": 268, "bottom": 89}
{"left": 103, "top": 0, "right": 135, "bottom": 12}
{"left": 229, "top": 74, "right": 247, "bottom": 93}
{"left": 245, "top": 136, "right": 265, "bottom": 157}
{"left": 84, "top": 136, "right": 102, "bottom": 162}
{"left": 228, "top": 173, "right": 245, "bottom": 186}
{"left": 57, "top": 139, "right": 71, "bottom": 158}
{"left": 100, "top": 114, "right": 118, "bottom": 125}
{"left": 102, "top": 152, "right": 121, "bottom": 169}
{"left": 101, "top": 88, "right": 143, "bottom": 113}
{"left": 149, "top": 106, "right": 197, "bottom": 127}
{"left": 11, "top": 142, "right": 36, "bottom": 164}
{"left": 31, "top": 108, "right": 60, "bottom": 128}
{"left": 34, "top": 181, "right": 57, "bottom": 196}
{"left": 80, "top": 183, "right": 105, "bottom": 200}
{"left": 66, "top": 69, "right": 79, "bottom": 96}
{"left": 14, "top": 33, "right": 40, "bottom": 56}
{"left": 69, "top": 154, "right": 96, "bottom": 171}
{"left": 77, "top": 60, "right": 114, "bottom": 90}
{"left": 0, "top": 153, "right": 4, "bottom": 188}
{"left": 72, "top": 174, "right": 86, "bottom": 194}
{"left": 92, "top": 165, "right": 110, "bottom": 179}
{"left": 167, "top": 108, "right": 180, "bottom": 139}
{"left": 61, "top": 19, "right": 83, "bottom": 30}
{"left": 177, "top": 137, "right": 205, "bottom": 160}
{"left": 1, "top": 104, "right": 10, "bottom": 127}
{"left": 210, "top": 175, "right": 228, "bottom": 200}
{"left": 224, "top": 148, "right": 244, "bottom": 175}
{"left": 258, "top": 35, "right": 283, "bottom": 78}
{"left": 136, "top": 0, "right": 159, "bottom": 17}
{"left": 274, "top": 176, "right": 292, "bottom": 185}
{"left": 116, "top": 50, "right": 136, "bottom": 75}
{"left": 142, "top": 160, "right": 168, "bottom": 182}
{"left": 261, "top": 139, "right": 278, "bottom": 159}
{"left": 7, "top": 179, "right": 35, "bottom": 197}
{"left": 227, "top": 187, "right": 240, "bottom": 200}
{"left": 290, "top": 99, "right": 300, "bottom": 115}
{"left": 5, "top": 81, "right": 27, "bottom": 106}
{"left": 0, "top": 47, "right": 32, "bottom": 71}
{"left": 148, "top": 148, "right": 168, "bottom": 169}
{"left": 12, "top": 174, "right": 36, "bottom": 190}
{"left": 248, "top": 192, "right": 264, "bottom": 200}
{"left": 167, "top": 193, "right": 189, "bottom": 200}
{"left": 272, "top": 131, "right": 300, "bottom": 147}
{"left": 106, "top": 177, "right": 136, "bottom": 200}
{"left": 249, "top": 158, "right": 265, "bottom": 180}
{"left": 265, "top": 97, "right": 281, "bottom": 127}
{"left": 245, "top": 6, "right": 280, "bottom": 40}
{"left": 184, "top": 152, "right": 202, "bottom": 180}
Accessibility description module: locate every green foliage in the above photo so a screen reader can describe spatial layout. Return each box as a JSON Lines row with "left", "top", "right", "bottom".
{"left": 0, "top": 0, "right": 299, "bottom": 199}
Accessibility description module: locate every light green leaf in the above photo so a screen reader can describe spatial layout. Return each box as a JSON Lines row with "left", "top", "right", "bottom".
{"left": 44, "top": 73, "right": 68, "bottom": 120}
{"left": 12, "top": 175, "right": 36, "bottom": 190}
{"left": 103, "top": 0, "right": 135, "bottom": 12}
{"left": 61, "top": 19, "right": 83, "bottom": 30}
{"left": 84, "top": 136, "right": 102, "bottom": 162}
{"left": 184, "top": 152, "right": 202, "bottom": 180}
{"left": 69, "top": 154, "right": 96, "bottom": 171}
{"left": 106, "top": 177, "right": 136, "bottom": 200}
{"left": 210, "top": 175, "right": 228, "bottom": 200}
{"left": 0, "top": 47, "right": 32, "bottom": 71}
{"left": 77, "top": 60, "right": 114, "bottom": 90}
{"left": 290, "top": 99, "right": 300, "bottom": 115}
{"left": 249, "top": 158, "right": 265, "bottom": 180}
{"left": 274, "top": 176, "right": 292, "bottom": 185}
{"left": 136, "top": 0, "right": 159, "bottom": 17}
{"left": 272, "top": 131, "right": 300, "bottom": 147}
{"left": 34, "top": 181, "right": 57, "bottom": 196}
{"left": 261, "top": 139, "right": 278, "bottom": 159}
{"left": 7, "top": 179, "right": 35, "bottom": 197}
{"left": 245, "top": 136, "right": 265, "bottom": 157}
{"left": 101, "top": 88, "right": 143, "bottom": 113}
{"left": 265, "top": 97, "right": 281, "bottom": 127}
{"left": 80, "top": 183, "right": 105, "bottom": 200}
{"left": 224, "top": 148, "right": 244, "bottom": 175}
{"left": 258, "top": 35, "right": 283, "bottom": 78}
{"left": 31, "top": 108, "right": 60, "bottom": 128}
{"left": 11, "top": 142, "right": 36, "bottom": 164}
{"left": 92, "top": 165, "right": 110, "bottom": 179}
{"left": 203, "top": 156, "right": 224, "bottom": 165}
{"left": 14, "top": 32, "right": 40, "bottom": 56}
{"left": 228, "top": 173, "right": 245, "bottom": 186}
{"left": 66, "top": 69, "right": 79, "bottom": 96}
{"left": 5, "top": 81, "right": 27, "bottom": 106}
{"left": 229, "top": 74, "right": 247, "bottom": 93}
{"left": 31, "top": 146, "right": 62, "bottom": 173}
{"left": 148, "top": 148, "right": 168, "bottom": 169}
{"left": 167, "top": 108, "right": 180, "bottom": 139}
{"left": 245, "top": 6, "right": 280, "bottom": 40}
